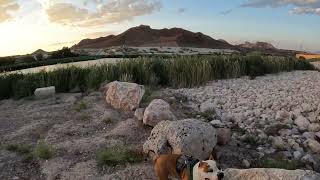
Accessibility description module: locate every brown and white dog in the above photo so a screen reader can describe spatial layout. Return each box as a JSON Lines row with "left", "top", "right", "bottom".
{"left": 153, "top": 154, "right": 224, "bottom": 180}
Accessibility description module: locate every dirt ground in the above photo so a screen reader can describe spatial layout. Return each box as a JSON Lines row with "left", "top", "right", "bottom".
{"left": 0, "top": 87, "right": 306, "bottom": 180}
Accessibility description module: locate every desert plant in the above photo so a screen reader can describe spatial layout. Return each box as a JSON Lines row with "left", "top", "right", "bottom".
{"left": 0, "top": 55, "right": 315, "bottom": 100}
{"left": 96, "top": 147, "right": 144, "bottom": 167}
{"left": 34, "top": 143, "right": 53, "bottom": 160}
{"left": 74, "top": 100, "right": 88, "bottom": 112}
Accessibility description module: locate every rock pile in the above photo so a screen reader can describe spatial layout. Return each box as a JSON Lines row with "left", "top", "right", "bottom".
{"left": 173, "top": 71, "right": 320, "bottom": 168}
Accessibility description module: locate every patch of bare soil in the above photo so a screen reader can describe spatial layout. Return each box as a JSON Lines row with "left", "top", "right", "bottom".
{"left": 0, "top": 92, "right": 154, "bottom": 180}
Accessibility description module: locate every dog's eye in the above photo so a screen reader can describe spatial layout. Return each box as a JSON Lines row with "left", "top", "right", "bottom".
{"left": 208, "top": 169, "right": 213, "bottom": 173}
{"left": 205, "top": 178, "right": 210, "bottom": 180}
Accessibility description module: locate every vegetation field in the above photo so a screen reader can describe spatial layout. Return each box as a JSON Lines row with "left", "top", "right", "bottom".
{"left": 0, "top": 55, "right": 315, "bottom": 100}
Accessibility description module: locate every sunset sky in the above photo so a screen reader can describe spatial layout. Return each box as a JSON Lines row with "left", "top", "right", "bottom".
{"left": 0, "top": 0, "right": 320, "bottom": 56}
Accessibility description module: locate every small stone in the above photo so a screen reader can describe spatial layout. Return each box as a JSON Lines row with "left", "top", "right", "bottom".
{"left": 216, "top": 128, "right": 232, "bottom": 145}
{"left": 242, "top": 159, "right": 250, "bottom": 168}
{"left": 303, "top": 132, "right": 315, "bottom": 139}
{"left": 275, "top": 110, "right": 290, "bottom": 121}
{"left": 301, "top": 103, "right": 312, "bottom": 113}
{"left": 307, "top": 139, "right": 320, "bottom": 153}
{"left": 309, "top": 123, "right": 320, "bottom": 132}
{"left": 271, "top": 136, "right": 285, "bottom": 150}
{"left": 210, "top": 120, "right": 224, "bottom": 128}
{"left": 293, "top": 151, "right": 303, "bottom": 159}
{"left": 294, "top": 115, "right": 310, "bottom": 131}
{"left": 302, "top": 154, "right": 317, "bottom": 164}
{"left": 134, "top": 108, "right": 144, "bottom": 121}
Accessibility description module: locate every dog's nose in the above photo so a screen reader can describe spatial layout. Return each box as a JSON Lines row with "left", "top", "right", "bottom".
{"left": 217, "top": 172, "right": 224, "bottom": 180}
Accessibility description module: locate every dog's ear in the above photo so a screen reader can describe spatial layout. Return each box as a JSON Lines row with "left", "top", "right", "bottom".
{"left": 210, "top": 149, "right": 218, "bottom": 160}
{"left": 209, "top": 154, "right": 214, "bottom": 160}
{"left": 198, "top": 161, "right": 204, "bottom": 167}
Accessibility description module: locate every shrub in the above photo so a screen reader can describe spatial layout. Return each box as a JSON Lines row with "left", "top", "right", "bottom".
{"left": 50, "top": 47, "right": 77, "bottom": 59}
{"left": 5, "top": 144, "right": 32, "bottom": 154}
{"left": 0, "top": 55, "right": 316, "bottom": 100}
{"left": 74, "top": 100, "right": 88, "bottom": 112}
{"left": 96, "top": 147, "right": 144, "bottom": 167}
{"left": 243, "top": 135, "right": 259, "bottom": 146}
{"left": 34, "top": 143, "right": 53, "bottom": 160}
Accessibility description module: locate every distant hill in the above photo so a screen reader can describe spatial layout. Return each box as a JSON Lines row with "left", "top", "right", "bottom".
{"left": 72, "top": 25, "right": 236, "bottom": 50}
{"left": 236, "top": 41, "right": 303, "bottom": 56}
{"left": 238, "top": 42, "right": 276, "bottom": 50}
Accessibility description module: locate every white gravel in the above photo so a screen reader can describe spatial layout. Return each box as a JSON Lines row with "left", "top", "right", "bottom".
{"left": 174, "top": 70, "right": 320, "bottom": 164}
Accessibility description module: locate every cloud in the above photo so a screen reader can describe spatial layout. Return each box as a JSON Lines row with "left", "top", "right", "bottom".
{"left": 177, "top": 8, "right": 186, "bottom": 14}
{"left": 0, "top": 0, "right": 20, "bottom": 23}
{"left": 241, "top": 0, "right": 320, "bottom": 15}
{"left": 220, "top": 9, "right": 232, "bottom": 15}
{"left": 45, "top": 0, "right": 162, "bottom": 27}
{"left": 291, "top": 6, "right": 320, "bottom": 15}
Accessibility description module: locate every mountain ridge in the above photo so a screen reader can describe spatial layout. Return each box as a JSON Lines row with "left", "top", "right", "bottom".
{"left": 72, "top": 25, "right": 236, "bottom": 50}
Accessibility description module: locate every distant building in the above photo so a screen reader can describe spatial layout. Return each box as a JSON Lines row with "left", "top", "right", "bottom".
{"left": 296, "top": 54, "right": 320, "bottom": 60}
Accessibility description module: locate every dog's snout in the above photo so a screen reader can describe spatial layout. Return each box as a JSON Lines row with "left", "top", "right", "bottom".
{"left": 217, "top": 172, "right": 224, "bottom": 180}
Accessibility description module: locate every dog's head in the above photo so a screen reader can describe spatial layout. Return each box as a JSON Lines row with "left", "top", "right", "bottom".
{"left": 194, "top": 160, "right": 224, "bottom": 180}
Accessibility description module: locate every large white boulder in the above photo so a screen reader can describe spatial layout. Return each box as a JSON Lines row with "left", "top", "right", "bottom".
{"left": 224, "top": 168, "right": 320, "bottom": 180}
{"left": 105, "top": 81, "right": 145, "bottom": 111}
{"left": 34, "top": 86, "right": 55, "bottom": 99}
{"left": 143, "top": 119, "right": 217, "bottom": 160}
{"left": 143, "top": 99, "right": 176, "bottom": 127}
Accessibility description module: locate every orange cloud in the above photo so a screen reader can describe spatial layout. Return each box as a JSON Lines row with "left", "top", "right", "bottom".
{"left": 0, "top": 0, "right": 20, "bottom": 22}
{"left": 45, "top": 0, "right": 162, "bottom": 27}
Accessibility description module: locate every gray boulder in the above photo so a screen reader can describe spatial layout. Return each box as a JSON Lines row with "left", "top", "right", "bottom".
{"left": 143, "top": 119, "right": 217, "bottom": 160}
{"left": 143, "top": 99, "right": 176, "bottom": 127}
{"left": 34, "top": 86, "right": 55, "bottom": 99}
{"left": 105, "top": 81, "right": 144, "bottom": 111}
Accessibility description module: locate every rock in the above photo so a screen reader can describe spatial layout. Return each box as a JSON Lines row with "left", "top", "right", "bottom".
{"left": 242, "top": 159, "right": 250, "bottom": 168}
{"left": 143, "top": 99, "right": 176, "bottom": 127}
{"left": 294, "top": 115, "right": 310, "bottom": 131}
{"left": 34, "top": 86, "right": 55, "bottom": 99}
{"left": 303, "top": 132, "right": 315, "bottom": 139}
{"left": 293, "top": 151, "right": 303, "bottom": 159}
{"left": 275, "top": 110, "right": 290, "bottom": 121}
{"left": 301, "top": 103, "right": 312, "bottom": 112}
{"left": 302, "top": 154, "right": 317, "bottom": 164}
{"left": 271, "top": 136, "right": 285, "bottom": 150}
{"left": 315, "top": 132, "right": 320, "bottom": 141}
{"left": 105, "top": 81, "right": 145, "bottom": 111}
{"left": 288, "top": 139, "right": 301, "bottom": 151}
{"left": 216, "top": 128, "right": 232, "bottom": 145}
{"left": 224, "top": 168, "right": 320, "bottom": 180}
{"left": 307, "top": 139, "right": 320, "bottom": 153}
{"left": 309, "top": 123, "right": 320, "bottom": 132}
{"left": 200, "top": 100, "right": 215, "bottom": 112}
{"left": 134, "top": 108, "right": 144, "bottom": 121}
{"left": 210, "top": 120, "right": 224, "bottom": 128}
{"left": 143, "top": 119, "right": 217, "bottom": 160}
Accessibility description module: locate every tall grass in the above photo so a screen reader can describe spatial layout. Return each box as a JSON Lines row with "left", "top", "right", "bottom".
{"left": 0, "top": 55, "right": 315, "bottom": 100}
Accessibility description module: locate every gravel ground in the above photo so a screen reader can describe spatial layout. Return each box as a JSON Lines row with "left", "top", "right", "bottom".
{"left": 170, "top": 70, "right": 320, "bottom": 171}
{"left": 1, "top": 70, "right": 320, "bottom": 179}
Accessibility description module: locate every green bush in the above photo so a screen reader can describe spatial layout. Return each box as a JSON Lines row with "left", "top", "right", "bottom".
{"left": 96, "top": 147, "right": 144, "bottom": 167}
{"left": 0, "top": 55, "right": 316, "bottom": 100}
{"left": 34, "top": 143, "right": 53, "bottom": 160}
